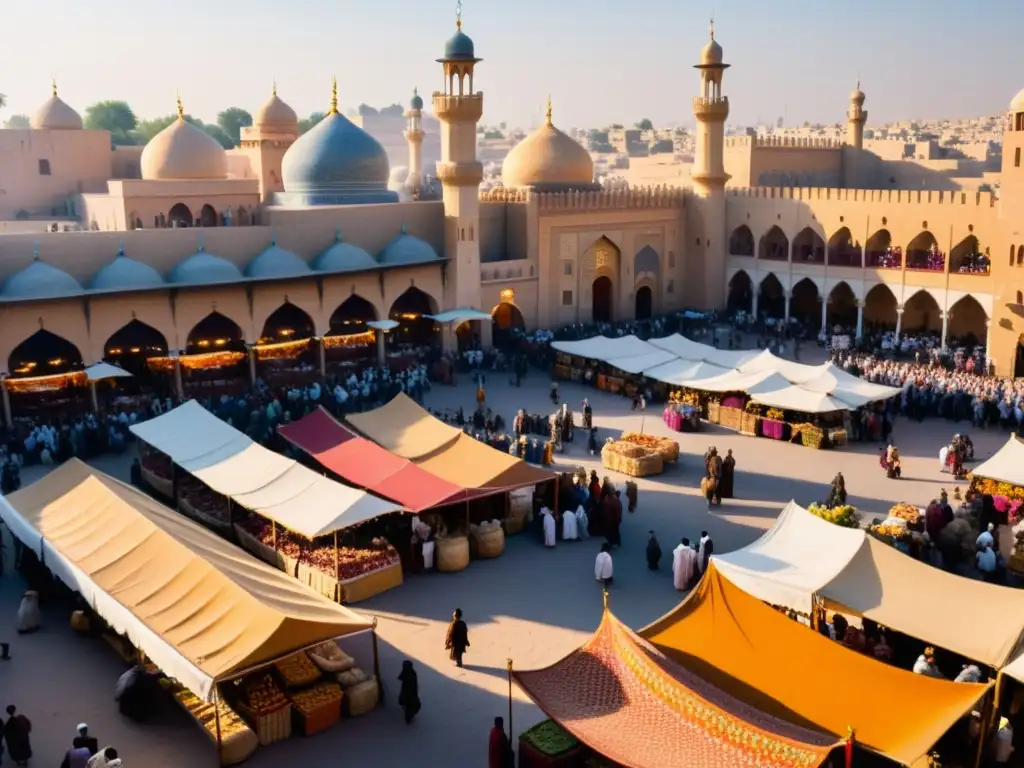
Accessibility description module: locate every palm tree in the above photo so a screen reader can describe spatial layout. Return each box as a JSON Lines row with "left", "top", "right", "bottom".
{"left": 0, "top": 93, "right": 6, "bottom": 110}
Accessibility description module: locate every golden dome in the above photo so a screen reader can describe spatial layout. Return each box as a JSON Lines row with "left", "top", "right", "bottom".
{"left": 255, "top": 84, "right": 298, "bottom": 130}
{"left": 1010, "top": 87, "right": 1024, "bottom": 112}
{"left": 700, "top": 19, "right": 723, "bottom": 65}
{"left": 140, "top": 95, "right": 227, "bottom": 181}
{"left": 502, "top": 98, "right": 594, "bottom": 190}
{"left": 30, "top": 79, "right": 83, "bottom": 130}
{"left": 850, "top": 80, "right": 865, "bottom": 104}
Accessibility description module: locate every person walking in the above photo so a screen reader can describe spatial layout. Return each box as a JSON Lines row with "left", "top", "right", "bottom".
{"left": 672, "top": 538, "right": 698, "bottom": 590}
{"left": 719, "top": 450, "right": 736, "bottom": 499}
{"left": 445, "top": 609, "right": 470, "bottom": 668}
{"left": 397, "top": 661, "right": 421, "bottom": 725}
{"left": 86, "top": 747, "right": 120, "bottom": 768}
{"left": 3, "top": 705, "right": 32, "bottom": 766}
{"left": 595, "top": 543, "right": 614, "bottom": 588}
{"left": 646, "top": 531, "right": 662, "bottom": 571}
{"left": 489, "top": 716, "right": 514, "bottom": 768}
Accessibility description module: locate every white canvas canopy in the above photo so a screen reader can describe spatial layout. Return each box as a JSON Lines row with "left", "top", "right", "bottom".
{"left": 130, "top": 401, "right": 396, "bottom": 537}
{"left": 798, "top": 363, "right": 902, "bottom": 407}
{"left": 750, "top": 385, "right": 854, "bottom": 414}
{"left": 603, "top": 350, "right": 680, "bottom": 374}
{"left": 84, "top": 362, "right": 132, "bottom": 381}
{"left": 737, "top": 349, "right": 823, "bottom": 383}
{"left": 679, "top": 369, "right": 788, "bottom": 393}
{"left": 551, "top": 335, "right": 662, "bottom": 360}
{"left": 642, "top": 359, "right": 730, "bottom": 385}
{"left": 647, "top": 333, "right": 761, "bottom": 368}
{"left": 972, "top": 435, "right": 1024, "bottom": 487}
{"left": 713, "top": 501, "right": 864, "bottom": 615}
{"left": 427, "top": 308, "right": 493, "bottom": 324}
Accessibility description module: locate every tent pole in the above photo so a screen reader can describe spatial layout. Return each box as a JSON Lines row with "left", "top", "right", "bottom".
{"left": 334, "top": 531, "right": 340, "bottom": 603}
{"left": 371, "top": 617, "right": 383, "bottom": 702}
{"left": 974, "top": 684, "right": 996, "bottom": 768}
{"left": 506, "top": 658, "right": 514, "bottom": 749}
{"left": 214, "top": 686, "right": 224, "bottom": 767}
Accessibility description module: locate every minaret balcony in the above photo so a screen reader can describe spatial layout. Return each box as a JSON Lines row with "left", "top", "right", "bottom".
{"left": 692, "top": 96, "right": 729, "bottom": 120}
{"left": 432, "top": 93, "right": 484, "bottom": 123}
{"left": 435, "top": 161, "right": 483, "bottom": 186}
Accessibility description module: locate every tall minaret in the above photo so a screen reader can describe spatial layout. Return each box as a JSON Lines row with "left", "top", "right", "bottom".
{"left": 691, "top": 17, "right": 730, "bottom": 196}
{"left": 433, "top": 0, "right": 484, "bottom": 325}
{"left": 846, "top": 80, "right": 867, "bottom": 149}
{"left": 404, "top": 88, "right": 425, "bottom": 199}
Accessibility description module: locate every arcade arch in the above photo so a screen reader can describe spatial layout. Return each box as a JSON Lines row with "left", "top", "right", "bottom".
{"left": 389, "top": 286, "right": 440, "bottom": 345}
{"left": 789, "top": 277, "right": 820, "bottom": 322}
{"left": 902, "top": 290, "right": 941, "bottom": 332}
{"left": 759, "top": 226, "right": 789, "bottom": 261}
{"left": 592, "top": 276, "right": 614, "bottom": 323}
{"left": 827, "top": 282, "right": 858, "bottom": 327}
{"left": 792, "top": 227, "right": 825, "bottom": 264}
{"left": 827, "top": 227, "right": 861, "bottom": 267}
{"left": 727, "top": 271, "right": 753, "bottom": 314}
{"left": 258, "top": 302, "right": 315, "bottom": 344}
{"left": 728, "top": 225, "right": 754, "bottom": 257}
{"left": 947, "top": 294, "right": 988, "bottom": 344}
{"left": 906, "top": 231, "right": 942, "bottom": 271}
{"left": 186, "top": 311, "right": 246, "bottom": 354}
{"left": 863, "top": 284, "right": 898, "bottom": 327}
{"left": 168, "top": 202, "right": 193, "bottom": 228}
{"left": 8, "top": 329, "right": 84, "bottom": 378}
{"left": 634, "top": 286, "right": 653, "bottom": 320}
{"left": 865, "top": 229, "right": 894, "bottom": 268}
{"left": 759, "top": 273, "right": 785, "bottom": 318}
{"left": 104, "top": 320, "right": 168, "bottom": 375}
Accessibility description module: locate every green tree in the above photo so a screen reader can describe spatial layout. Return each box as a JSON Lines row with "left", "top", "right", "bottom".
{"left": 357, "top": 103, "right": 378, "bottom": 116}
{"left": 379, "top": 103, "right": 404, "bottom": 117}
{"left": 635, "top": 118, "right": 653, "bottom": 131}
{"left": 216, "top": 107, "right": 252, "bottom": 145}
{"left": 202, "top": 123, "right": 234, "bottom": 149}
{"left": 0, "top": 93, "right": 6, "bottom": 110}
{"left": 298, "top": 111, "right": 326, "bottom": 135}
{"left": 4, "top": 114, "right": 30, "bottom": 129}
{"left": 484, "top": 129, "right": 504, "bottom": 139}
{"left": 610, "top": 123, "right": 624, "bottom": 130}
{"left": 132, "top": 113, "right": 232, "bottom": 148}
{"left": 84, "top": 100, "right": 138, "bottom": 145}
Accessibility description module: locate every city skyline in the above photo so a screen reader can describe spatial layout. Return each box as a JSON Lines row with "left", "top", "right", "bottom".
{"left": 2, "top": 0, "right": 1022, "bottom": 130}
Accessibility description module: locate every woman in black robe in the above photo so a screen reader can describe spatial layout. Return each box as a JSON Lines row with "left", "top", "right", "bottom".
{"left": 445, "top": 608, "right": 470, "bottom": 668}
{"left": 397, "top": 660, "right": 421, "bottom": 724}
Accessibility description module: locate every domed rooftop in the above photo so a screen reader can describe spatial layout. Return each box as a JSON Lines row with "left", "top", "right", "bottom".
{"left": 245, "top": 239, "right": 311, "bottom": 279}
{"left": 255, "top": 85, "right": 298, "bottom": 130}
{"left": 30, "top": 80, "right": 83, "bottom": 130}
{"left": 378, "top": 225, "right": 440, "bottom": 266}
{"left": 2, "top": 246, "right": 83, "bottom": 300}
{"left": 314, "top": 231, "right": 378, "bottom": 273}
{"left": 1010, "top": 87, "right": 1024, "bottom": 112}
{"left": 850, "top": 80, "right": 866, "bottom": 104}
{"left": 502, "top": 99, "right": 596, "bottom": 191}
{"left": 277, "top": 78, "right": 396, "bottom": 206}
{"left": 141, "top": 95, "right": 228, "bottom": 181}
{"left": 92, "top": 243, "right": 165, "bottom": 291}
{"left": 170, "top": 246, "right": 243, "bottom": 285}
{"left": 698, "top": 20, "right": 724, "bottom": 66}
{"left": 439, "top": 5, "right": 479, "bottom": 62}
{"left": 410, "top": 88, "right": 424, "bottom": 111}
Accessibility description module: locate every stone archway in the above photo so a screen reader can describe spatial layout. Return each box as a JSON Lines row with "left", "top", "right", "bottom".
{"left": 906, "top": 231, "right": 942, "bottom": 271}
{"left": 727, "top": 271, "right": 753, "bottom": 314}
{"left": 634, "top": 285, "right": 653, "bottom": 320}
{"left": 389, "top": 287, "right": 440, "bottom": 346}
{"left": 186, "top": 311, "right": 246, "bottom": 354}
{"left": 491, "top": 302, "right": 525, "bottom": 349}
{"left": 947, "top": 295, "right": 987, "bottom": 345}
{"left": 759, "top": 273, "right": 785, "bottom": 318}
{"left": 168, "top": 202, "right": 193, "bottom": 228}
{"left": 865, "top": 229, "right": 893, "bottom": 268}
{"left": 329, "top": 294, "right": 378, "bottom": 336}
{"left": 759, "top": 226, "right": 789, "bottom": 261}
{"left": 200, "top": 204, "right": 218, "bottom": 228}
{"left": 950, "top": 235, "right": 981, "bottom": 273}
{"left": 902, "top": 290, "right": 941, "bottom": 332}
{"left": 790, "top": 277, "right": 820, "bottom": 322}
{"left": 792, "top": 227, "right": 825, "bottom": 264}
{"left": 259, "top": 302, "right": 315, "bottom": 344}
{"left": 827, "top": 227, "right": 861, "bottom": 267}
{"left": 8, "top": 329, "right": 84, "bottom": 378}
{"left": 592, "top": 276, "right": 613, "bottom": 323}
{"left": 864, "top": 284, "right": 898, "bottom": 327}
{"left": 827, "top": 282, "right": 858, "bottom": 327}
{"left": 729, "top": 225, "right": 754, "bottom": 257}
{"left": 581, "top": 236, "right": 621, "bottom": 322}
{"left": 104, "top": 320, "right": 168, "bottom": 376}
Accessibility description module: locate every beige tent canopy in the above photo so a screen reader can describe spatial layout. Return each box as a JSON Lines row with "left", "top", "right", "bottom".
{"left": 971, "top": 434, "right": 1024, "bottom": 487}
{"left": 0, "top": 460, "right": 371, "bottom": 701}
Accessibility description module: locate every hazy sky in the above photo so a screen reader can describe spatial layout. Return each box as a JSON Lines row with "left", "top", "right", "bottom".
{"left": 3, "top": 0, "right": 1022, "bottom": 130}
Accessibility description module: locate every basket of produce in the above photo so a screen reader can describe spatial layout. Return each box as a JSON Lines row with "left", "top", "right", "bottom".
{"left": 338, "top": 559, "right": 404, "bottom": 604}
{"left": 275, "top": 652, "right": 322, "bottom": 688}
{"left": 343, "top": 679, "right": 380, "bottom": 718}
{"left": 307, "top": 641, "right": 355, "bottom": 674}
{"left": 140, "top": 450, "right": 174, "bottom": 498}
{"left": 436, "top": 534, "right": 470, "bottom": 572}
{"left": 601, "top": 442, "right": 664, "bottom": 478}
{"left": 718, "top": 406, "right": 744, "bottom": 432}
{"left": 707, "top": 401, "right": 721, "bottom": 424}
{"left": 236, "top": 673, "right": 292, "bottom": 746}
{"left": 170, "top": 685, "right": 258, "bottom": 765}
{"left": 869, "top": 523, "right": 911, "bottom": 545}
{"left": 470, "top": 521, "right": 505, "bottom": 559}
{"left": 740, "top": 411, "right": 760, "bottom": 437}
{"left": 806, "top": 503, "right": 860, "bottom": 528}
{"left": 177, "top": 475, "right": 232, "bottom": 535}
{"left": 290, "top": 682, "right": 342, "bottom": 737}
{"left": 505, "top": 488, "right": 534, "bottom": 536}
{"left": 519, "top": 719, "right": 583, "bottom": 768}
{"left": 889, "top": 502, "right": 921, "bottom": 525}
{"left": 620, "top": 433, "right": 679, "bottom": 463}
{"left": 234, "top": 521, "right": 287, "bottom": 571}
{"left": 796, "top": 424, "right": 826, "bottom": 449}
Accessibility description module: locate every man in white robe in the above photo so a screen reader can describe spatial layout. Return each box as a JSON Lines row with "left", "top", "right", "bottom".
{"left": 697, "top": 531, "right": 712, "bottom": 573}
{"left": 541, "top": 507, "right": 556, "bottom": 548}
{"left": 672, "top": 538, "right": 697, "bottom": 590}
{"left": 562, "top": 507, "right": 579, "bottom": 541}
{"left": 575, "top": 505, "right": 589, "bottom": 539}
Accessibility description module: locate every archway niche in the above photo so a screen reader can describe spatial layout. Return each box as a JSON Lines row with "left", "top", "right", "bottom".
{"left": 906, "top": 231, "right": 943, "bottom": 271}
{"left": 168, "top": 202, "right": 193, "bottom": 228}
{"left": 947, "top": 295, "right": 987, "bottom": 345}
{"left": 758, "top": 226, "right": 789, "bottom": 261}
{"left": 792, "top": 227, "right": 825, "bottom": 264}
{"left": 902, "top": 290, "right": 941, "bottom": 332}
{"left": 456, "top": 321, "right": 481, "bottom": 351}
{"left": 728, "top": 225, "right": 754, "bottom": 257}
{"left": 389, "top": 287, "right": 439, "bottom": 346}
{"left": 259, "top": 302, "right": 315, "bottom": 344}
{"left": 727, "top": 271, "right": 753, "bottom": 314}
{"left": 200, "top": 204, "right": 218, "bottom": 228}
{"left": 863, "top": 284, "right": 898, "bottom": 328}
{"left": 759, "top": 273, "right": 785, "bottom": 318}
{"left": 865, "top": 229, "right": 895, "bottom": 268}
{"left": 8, "top": 329, "right": 84, "bottom": 378}
{"left": 592, "top": 276, "right": 613, "bottom": 323}
{"left": 6, "top": 330, "right": 88, "bottom": 418}
{"left": 105, "top": 320, "right": 168, "bottom": 376}
{"left": 827, "top": 227, "right": 861, "bottom": 267}
{"left": 950, "top": 235, "right": 985, "bottom": 273}
{"left": 789, "top": 278, "right": 820, "bottom": 322}
{"left": 186, "top": 312, "right": 246, "bottom": 355}
{"left": 634, "top": 286, "right": 653, "bottom": 320}
{"left": 827, "top": 282, "right": 858, "bottom": 327}
{"left": 329, "top": 294, "right": 378, "bottom": 336}
{"left": 491, "top": 302, "right": 525, "bottom": 349}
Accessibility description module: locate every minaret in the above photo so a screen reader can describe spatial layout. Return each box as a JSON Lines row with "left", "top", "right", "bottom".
{"left": 404, "top": 88, "right": 426, "bottom": 200}
{"left": 433, "top": 1, "right": 485, "bottom": 332}
{"left": 847, "top": 80, "right": 867, "bottom": 149}
{"left": 691, "top": 17, "right": 730, "bottom": 196}
{"left": 239, "top": 82, "right": 300, "bottom": 202}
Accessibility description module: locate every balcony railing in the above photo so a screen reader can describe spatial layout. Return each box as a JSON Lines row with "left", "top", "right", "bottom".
{"left": 827, "top": 247, "right": 862, "bottom": 267}
{"left": 906, "top": 247, "right": 945, "bottom": 272}
{"left": 866, "top": 247, "right": 902, "bottom": 270}
{"left": 954, "top": 253, "right": 991, "bottom": 275}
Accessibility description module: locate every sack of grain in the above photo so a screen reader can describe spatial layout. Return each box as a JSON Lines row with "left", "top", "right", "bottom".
{"left": 344, "top": 679, "right": 380, "bottom": 717}
{"left": 473, "top": 526, "right": 505, "bottom": 559}
{"left": 308, "top": 641, "right": 355, "bottom": 673}
{"left": 436, "top": 535, "right": 470, "bottom": 572}
{"left": 337, "top": 667, "right": 369, "bottom": 689}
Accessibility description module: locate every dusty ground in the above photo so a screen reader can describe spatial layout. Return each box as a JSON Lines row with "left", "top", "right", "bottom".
{"left": 0, "top": 359, "right": 1008, "bottom": 767}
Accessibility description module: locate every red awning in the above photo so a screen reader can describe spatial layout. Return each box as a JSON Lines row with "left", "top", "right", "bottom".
{"left": 278, "top": 408, "right": 527, "bottom": 512}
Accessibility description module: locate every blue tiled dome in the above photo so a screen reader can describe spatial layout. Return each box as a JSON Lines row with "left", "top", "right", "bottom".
{"left": 245, "top": 242, "right": 312, "bottom": 279}
{"left": 92, "top": 246, "right": 165, "bottom": 291}
{"left": 279, "top": 111, "right": 396, "bottom": 205}
{"left": 315, "top": 233, "right": 377, "bottom": 273}
{"left": 378, "top": 226, "right": 440, "bottom": 266}
{"left": 2, "top": 258, "right": 82, "bottom": 299}
{"left": 170, "top": 248, "right": 243, "bottom": 285}
{"left": 410, "top": 89, "right": 424, "bottom": 111}
{"left": 443, "top": 29, "right": 477, "bottom": 60}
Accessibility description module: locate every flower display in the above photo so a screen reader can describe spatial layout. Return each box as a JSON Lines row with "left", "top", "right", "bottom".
{"left": 807, "top": 503, "right": 860, "bottom": 528}
{"left": 765, "top": 408, "right": 785, "bottom": 421}
{"left": 889, "top": 502, "right": 921, "bottom": 524}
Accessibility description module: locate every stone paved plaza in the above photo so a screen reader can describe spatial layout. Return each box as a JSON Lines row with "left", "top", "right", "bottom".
{"left": 0, "top": 366, "right": 1010, "bottom": 766}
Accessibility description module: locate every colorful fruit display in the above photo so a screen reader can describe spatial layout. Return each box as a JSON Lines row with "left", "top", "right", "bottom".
{"left": 178, "top": 474, "right": 231, "bottom": 524}
{"left": 244, "top": 673, "right": 289, "bottom": 715}
{"left": 141, "top": 451, "right": 172, "bottom": 480}
{"left": 889, "top": 502, "right": 921, "bottom": 524}
{"left": 274, "top": 652, "right": 321, "bottom": 688}
{"left": 174, "top": 687, "right": 251, "bottom": 737}
{"left": 973, "top": 478, "right": 1024, "bottom": 501}
{"left": 620, "top": 432, "right": 679, "bottom": 462}
{"left": 806, "top": 503, "right": 861, "bottom": 528}
{"left": 521, "top": 719, "right": 579, "bottom": 757}
{"left": 238, "top": 517, "right": 399, "bottom": 580}
{"left": 290, "top": 682, "right": 342, "bottom": 716}
{"left": 870, "top": 524, "right": 909, "bottom": 540}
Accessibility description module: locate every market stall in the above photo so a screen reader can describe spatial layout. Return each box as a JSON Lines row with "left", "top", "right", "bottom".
{"left": 971, "top": 434, "right": 1024, "bottom": 498}
{"left": 0, "top": 460, "right": 379, "bottom": 763}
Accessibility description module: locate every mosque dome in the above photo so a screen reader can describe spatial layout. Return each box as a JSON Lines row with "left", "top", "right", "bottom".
{"left": 2, "top": 252, "right": 82, "bottom": 299}
{"left": 1010, "top": 87, "right": 1024, "bottom": 112}
{"left": 502, "top": 101, "right": 595, "bottom": 191}
{"left": 700, "top": 37, "right": 723, "bottom": 66}
{"left": 141, "top": 97, "right": 228, "bottom": 181}
{"left": 255, "top": 87, "right": 298, "bottom": 131}
{"left": 170, "top": 247, "right": 243, "bottom": 285}
{"left": 443, "top": 28, "right": 477, "bottom": 61}
{"left": 279, "top": 80, "right": 394, "bottom": 204}
{"left": 410, "top": 89, "right": 424, "bottom": 111}
{"left": 245, "top": 241, "right": 312, "bottom": 279}
{"left": 378, "top": 226, "right": 440, "bottom": 266}
{"left": 850, "top": 83, "right": 866, "bottom": 104}
{"left": 314, "top": 233, "right": 377, "bottom": 273}
{"left": 92, "top": 245, "right": 165, "bottom": 291}
{"left": 30, "top": 82, "right": 83, "bottom": 130}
